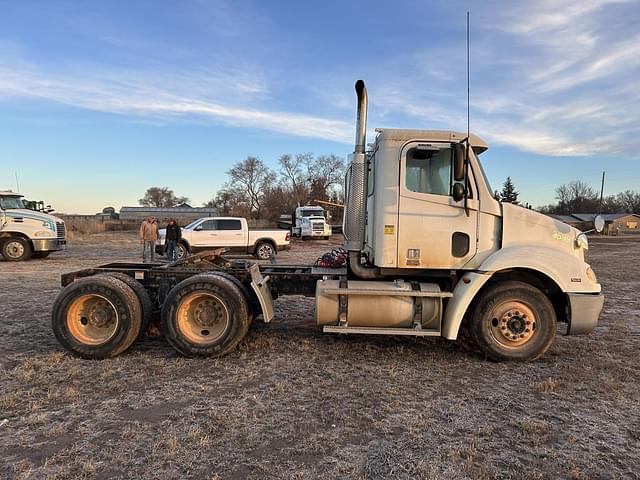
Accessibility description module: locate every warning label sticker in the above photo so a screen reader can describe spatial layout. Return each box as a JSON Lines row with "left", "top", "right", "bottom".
{"left": 384, "top": 225, "right": 395, "bottom": 235}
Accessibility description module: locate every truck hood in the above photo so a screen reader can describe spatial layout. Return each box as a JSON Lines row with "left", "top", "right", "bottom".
{"left": 4, "top": 209, "right": 63, "bottom": 224}
{"left": 501, "top": 203, "right": 583, "bottom": 258}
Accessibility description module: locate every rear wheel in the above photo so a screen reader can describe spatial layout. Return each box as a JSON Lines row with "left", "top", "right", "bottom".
{"left": 162, "top": 274, "right": 250, "bottom": 357}
{"left": 52, "top": 276, "right": 142, "bottom": 359}
{"left": 255, "top": 242, "right": 275, "bottom": 260}
{"left": 469, "top": 281, "right": 556, "bottom": 362}
{"left": 96, "top": 272, "right": 154, "bottom": 338}
{"left": 2, "top": 237, "right": 32, "bottom": 261}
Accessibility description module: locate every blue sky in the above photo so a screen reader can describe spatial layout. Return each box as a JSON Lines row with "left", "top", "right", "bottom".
{"left": 0, "top": 0, "right": 639, "bottom": 213}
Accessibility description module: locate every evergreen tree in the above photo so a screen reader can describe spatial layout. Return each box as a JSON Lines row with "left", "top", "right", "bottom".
{"left": 500, "top": 177, "right": 520, "bottom": 204}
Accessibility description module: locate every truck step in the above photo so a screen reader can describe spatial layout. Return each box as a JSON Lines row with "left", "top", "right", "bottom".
{"left": 320, "top": 288, "right": 452, "bottom": 298}
{"left": 323, "top": 325, "right": 441, "bottom": 336}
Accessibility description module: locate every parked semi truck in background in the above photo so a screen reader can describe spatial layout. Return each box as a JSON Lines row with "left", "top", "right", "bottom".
{"left": 0, "top": 190, "right": 66, "bottom": 261}
{"left": 292, "top": 205, "right": 332, "bottom": 239}
{"left": 51, "top": 80, "right": 603, "bottom": 362}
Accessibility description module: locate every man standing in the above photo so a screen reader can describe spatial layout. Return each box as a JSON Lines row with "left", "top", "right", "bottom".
{"left": 165, "top": 218, "right": 182, "bottom": 262}
{"left": 140, "top": 216, "right": 159, "bottom": 263}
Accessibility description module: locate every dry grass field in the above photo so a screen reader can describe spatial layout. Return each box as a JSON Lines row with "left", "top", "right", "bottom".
{"left": 0, "top": 233, "right": 639, "bottom": 479}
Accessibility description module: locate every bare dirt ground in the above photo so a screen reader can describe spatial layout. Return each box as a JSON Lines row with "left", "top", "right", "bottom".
{"left": 0, "top": 233, "right": 639, "bottom": 479}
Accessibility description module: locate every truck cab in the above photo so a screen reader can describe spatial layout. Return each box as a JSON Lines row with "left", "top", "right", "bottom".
{"left": 293, "top": 206, "right": 332, "bottom": 239}
{"left": 0, "top": 191, "right": 66, "bottom": 261}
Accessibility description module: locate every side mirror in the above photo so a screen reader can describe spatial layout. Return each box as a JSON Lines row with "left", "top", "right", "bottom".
{"left": 453, "top": 143, "right": 466, "bottom": 181}
{"left": 594, "top": 215, "right": 605, "bottom": 233}
{"left": 452, "top": 182, "right": 465, "bottom": 202}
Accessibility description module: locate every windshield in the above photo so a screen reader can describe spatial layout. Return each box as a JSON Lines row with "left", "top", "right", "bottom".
{"left": 183, "top": 219, "right": 200, "bottom": 230}
{"left": 0, "top": 196, "right": 25, "bottom": 209}
{"left": 301, "top": 209, "right": 324, "bottom": 217}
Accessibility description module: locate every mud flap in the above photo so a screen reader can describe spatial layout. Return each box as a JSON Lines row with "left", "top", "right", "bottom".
{"left": 249, "top": 263, "right": 275, "bottom": 323}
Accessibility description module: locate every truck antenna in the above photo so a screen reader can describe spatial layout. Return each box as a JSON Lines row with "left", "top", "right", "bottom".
{"left": 15, "top": 171, "right": 21, "bottom": 193}
{"left": 467, "top": 11, "right": 470, "bottom": 143}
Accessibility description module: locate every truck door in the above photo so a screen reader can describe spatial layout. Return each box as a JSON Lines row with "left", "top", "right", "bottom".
{"left": 190, "top": 219, "right": 217, "bottom": 247}
{"left": 214, "top": 219, "right": 244, "bottom": 249}
{"left": 397, "top": 142, "right": 478, "bottom": 269}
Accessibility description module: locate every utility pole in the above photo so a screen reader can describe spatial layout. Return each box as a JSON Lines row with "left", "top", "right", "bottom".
{"left": 598, "top": 171, "right": 605, "bottom": 213}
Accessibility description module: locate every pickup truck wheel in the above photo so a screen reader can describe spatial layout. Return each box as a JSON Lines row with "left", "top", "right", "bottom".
{"left": 176, "top": 243, "right": 188, "bottom": 259}
{"left": 255, "top": 242, "right": 275, "bottom": 260}
{"left": 469, "top": 281, "right": 556, "bottom": 362}
{"left": 96, "top": 273, "right": 154, "bottom": 339}
{"left": 51, "top": 276, "right": 142, "bottom": 359}
{"left": 32, "top": 251, "right": 51, "bottom": 259}
{"left": 162, "top": 274, "right": 250, "bottom": 357}
{"left": 2, "top": 237, "right": 32, "bottom": 261}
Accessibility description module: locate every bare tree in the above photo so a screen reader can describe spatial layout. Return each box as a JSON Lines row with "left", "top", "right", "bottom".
{"left": 227, "top": 157, "right": 276, "bottom": 219}
{"left": 139, "top": 187, "right": 190, "bottom": 207}
{"left": 304, "top": 153, "right": 345, "bottom": 201}
{"left": 616, "top": 190, "right": 640, "bottom": 213}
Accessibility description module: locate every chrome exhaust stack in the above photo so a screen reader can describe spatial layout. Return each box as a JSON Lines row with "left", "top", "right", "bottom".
{"left": 344, "top": 80, "right": 380, "bottom": 279}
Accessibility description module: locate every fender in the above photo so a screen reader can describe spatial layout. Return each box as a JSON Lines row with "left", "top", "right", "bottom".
{"left": 441, "top": 245, "right": 600, "bottom": 340}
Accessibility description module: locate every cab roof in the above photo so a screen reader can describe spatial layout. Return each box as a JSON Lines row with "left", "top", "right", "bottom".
{"left": 374, "top": 128, "right": 488, "bottom": 153}
{"left": 0, "top": 190, "right": 23, "bottom": 197}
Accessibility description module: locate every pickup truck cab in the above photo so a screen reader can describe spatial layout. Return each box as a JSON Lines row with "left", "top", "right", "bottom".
{"left": 158, "top": 217, "right": 291, "bottom": 260}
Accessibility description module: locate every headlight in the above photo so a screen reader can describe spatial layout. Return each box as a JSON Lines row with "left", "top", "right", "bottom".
{"left": 575, "top": 234, "right": 589, "bottom": 250}
{"left": 42, "top": 220, "right": 56, "bottom": 231}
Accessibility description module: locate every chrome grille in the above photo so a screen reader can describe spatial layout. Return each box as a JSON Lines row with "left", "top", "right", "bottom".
{"left": 312, "top": 222, "right": 324, "bottom": 231}
{"left": 56, "top": 222, "right": 66, "bottom": 239}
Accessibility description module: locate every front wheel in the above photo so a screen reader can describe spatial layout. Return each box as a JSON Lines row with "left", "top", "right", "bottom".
{"left": 176, "top": 242, "right": 189, "bottom": 260}
{"left": 2, "top": 237, "right": 32, "bottom": 261}
{"left": 255, "top": 242, "right": 275, "bottom": 260}
{"left": 469, "top": 281, "right": 557, "bottom": 362}
{"left": 32, "top": 251, "right": 51, "bottom": 259}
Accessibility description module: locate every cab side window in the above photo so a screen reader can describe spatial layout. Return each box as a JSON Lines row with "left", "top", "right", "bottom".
{"left": 215, "top": 219, "right": 242, "bottom": 230}
{"left": 405, "top": 147, "right": 452, "bottom": 196}
{"left": 200, "top": 220, "right": 216, "bottom": 230}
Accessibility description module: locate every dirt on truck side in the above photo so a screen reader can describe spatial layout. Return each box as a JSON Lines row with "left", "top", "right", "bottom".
{"left": 0, "top": 232, "right": 639, "bottom": 479}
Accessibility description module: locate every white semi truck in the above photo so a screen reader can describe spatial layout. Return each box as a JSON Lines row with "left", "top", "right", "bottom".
{"left": 50, "top": 80, "right": 603, "bottom": 362}
{"left": 293, "top": 205, "right": 332, "bottom": 239}
{"left": 0, "top": 191, "right": 66, "bottom": 261}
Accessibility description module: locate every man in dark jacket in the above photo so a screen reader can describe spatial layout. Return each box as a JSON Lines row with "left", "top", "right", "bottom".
{"left": 165, "top": 218, "right": 182, "bottom": 261}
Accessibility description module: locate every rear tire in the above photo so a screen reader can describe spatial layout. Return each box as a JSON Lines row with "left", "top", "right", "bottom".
{"left": 469, "top": 281, "right": 556, "bottom": 362}
{"left": 255, "top": 242, "right": 275, "bottom": 260}
{"left": 96, "top": 273, "right": 154, "bottom": 338}
{"left": 162, "top": 274, "right": 250, "bottom": 357}
{"left": 52, "top": 276, "right": 142, "bottom": 359}
{"left": 2, "top": 237, "right": 32, "bottom": 261}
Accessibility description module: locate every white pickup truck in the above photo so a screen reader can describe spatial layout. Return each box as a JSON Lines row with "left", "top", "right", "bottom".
{"left": 157, "top": 217, "right": 291, "bottom": 260}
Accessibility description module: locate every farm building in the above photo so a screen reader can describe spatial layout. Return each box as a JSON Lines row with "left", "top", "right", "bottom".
{"left": 119, "top": 206, "right": 218, "bottom": 225}
{"left": 549, "top": 213, "right": 640, "bottom": 234}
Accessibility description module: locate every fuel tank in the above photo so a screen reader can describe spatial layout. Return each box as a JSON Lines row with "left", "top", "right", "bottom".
{"left": 316, "top": 280, "right": 442, "bottom": 329}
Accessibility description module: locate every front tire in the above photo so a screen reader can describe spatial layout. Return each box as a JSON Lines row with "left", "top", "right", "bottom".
{"left": 161, "top": 274, "right": 250, "bottom": 357}
{"left": 52, "top": 276, "right": 142, "bottom": 359}
{"left": 469, "top": 281, "right": 557, "bottom": 362}
{"left": 176, "top": 242, "right": 189, "bottom": 260}
{"left": 32, "top": 251, "right": 51, "bottom": 259}
{"left": 2, "top": 237, "right": 32, "bottom": 261}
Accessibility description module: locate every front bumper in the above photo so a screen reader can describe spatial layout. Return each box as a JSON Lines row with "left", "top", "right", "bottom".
{"left": 566, "top": 293, "right": 604, "bottom": 335}
{"left": 32, "top": 238, "right": 66, "bottom": 252}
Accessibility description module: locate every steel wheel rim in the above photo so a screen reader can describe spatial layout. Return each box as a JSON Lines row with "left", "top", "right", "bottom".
{"left": 5, "top": 241, "right": 25, "bottom": 259}
{"left": 177, "top": 292, "right": 229, "bottom": 345}
{"left": 258, "top": 244, "right": 273, "bottom": 259}
{"left": 177, "top": 245, "right": 187, "bottom": 259}
{"left": 488, "top": 300, "right": 537, "bottom": 348}
{"left": 67, "top": 294, "right": 119, "bottom": 345}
